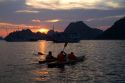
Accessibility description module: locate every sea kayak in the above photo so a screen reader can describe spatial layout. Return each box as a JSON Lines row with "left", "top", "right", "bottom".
{"left": 47, "top": 56, "right": 85, "bottom": 68}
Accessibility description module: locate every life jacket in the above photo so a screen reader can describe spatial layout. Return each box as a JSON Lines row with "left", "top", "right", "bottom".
{"left": 68, "top": 53, "right": 76, "bottom": 60}
{"left": 57, "top": 53, "right": 65, "bottom": 62}
{"left": 46, "top": 55, "right": 52, "bottom": 59}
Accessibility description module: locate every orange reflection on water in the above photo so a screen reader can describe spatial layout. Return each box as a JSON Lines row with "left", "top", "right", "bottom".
{"left": 34, "top": 70, "right": 48, "bottom": 75}
{"left": 39, "top": 41, "right": 47, "bottom": 60}
{"left": 32, "top": 68, "right": 49, "bottom": 82}
{"left": 32, "top": 78, "right": 46, "bottom": 81}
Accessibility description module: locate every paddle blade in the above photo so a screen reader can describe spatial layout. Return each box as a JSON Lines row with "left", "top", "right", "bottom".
{"left": 38, "top": 52, "right": 44, "bottom": 55}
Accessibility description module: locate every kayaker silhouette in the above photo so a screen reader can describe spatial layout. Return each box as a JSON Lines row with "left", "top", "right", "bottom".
{"left": 57, "top": 51, "right": 67, "bottom": 62}
{"left": 68, "top": 52, "right": 77, "bottom": 60}
{"left": 46, "top": 51, "right": 55, "bottom": 60}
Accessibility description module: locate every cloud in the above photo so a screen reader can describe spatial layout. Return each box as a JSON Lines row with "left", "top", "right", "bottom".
{"left": 0, "top": 22, "right": 31, "bottom": 29}
{"left": 0, "top": 22, "right": 47, "bottom": 29}
{"left": 32, "top": 19, "right": 41, "bottom": 23}
{"left": 16, "top": 10, "right": 40, "bottom": 13}
{"left": 0, "top": 22, "right": 48, "bottom": 36}
{"left": 0, "top": 0, "right": 22, "bottom": 3}
{"left": 45, "top": 19, "right": 61, "bottom": 23}
{"left": 86, "top": 14, "right": 125, "bottom": 22}
{"left": 31, "top": 19, "right": 61, "bottom": 23}
{"left": 25, "top": 0, "right": 125, "bottom": 10}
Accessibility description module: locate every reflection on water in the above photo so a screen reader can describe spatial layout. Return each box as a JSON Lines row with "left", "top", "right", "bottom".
{"left": 0, "top": 40, "right": 125, "bottom": 83}
{"left": 31, "top": 68, "right": 49, "bottom": 82}
{"left": 38, "top": 41, "right": 47, "bottom": 61}
{"left": 39, "top": 41, "right": 47, "bottom": 54}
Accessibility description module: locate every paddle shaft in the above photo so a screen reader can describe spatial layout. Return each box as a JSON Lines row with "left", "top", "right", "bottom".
{"left": 63, "top": 43, "right": 68, "bottom": 51}
{"left": 62, "top": 47, "right": 66, "bottom": 51}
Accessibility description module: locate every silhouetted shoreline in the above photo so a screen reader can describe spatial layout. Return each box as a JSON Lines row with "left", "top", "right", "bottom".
{"left": 4, "top": 17, "right": 125, "bottom": 42}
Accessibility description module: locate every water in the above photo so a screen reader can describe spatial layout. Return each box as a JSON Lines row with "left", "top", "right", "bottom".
{"left": 0, "top": 40, "right": 125, "bottom": 83}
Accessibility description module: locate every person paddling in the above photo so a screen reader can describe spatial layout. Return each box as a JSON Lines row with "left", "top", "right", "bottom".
{"left": 57, "top": 43, "right": 68, "bottom": 62}
{"left": 57, "top": 51, "right": 67, "bottom": 62}
{"left": 46, "top": 51, "right": 55, "bottom": 60}
{"left": 68, "top": 52, "right": 77, "bottom": 60}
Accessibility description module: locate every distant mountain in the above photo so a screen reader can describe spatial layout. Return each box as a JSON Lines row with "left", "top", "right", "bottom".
{"left": 98, "top": 17, "right": 125, "bottom": 40}
{"left": 64, "top": 21, "right": 103, "bottom": 39}
{"left": 4, "top": 29, "right": 46, "bottom": 42}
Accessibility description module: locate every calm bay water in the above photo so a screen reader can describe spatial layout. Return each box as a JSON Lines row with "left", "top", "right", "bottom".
{"left": 0, "top": 40, "right": 125, "bottom": 83}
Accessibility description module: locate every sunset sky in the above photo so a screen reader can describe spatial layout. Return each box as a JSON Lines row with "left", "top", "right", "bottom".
{"left": 0, "top": 0, "right": 125, "bottom": 36}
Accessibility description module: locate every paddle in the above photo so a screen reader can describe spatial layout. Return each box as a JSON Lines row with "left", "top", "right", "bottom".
{"left": 33, "top": 52, "right": 45, "bottom": 56}
{"left": 38, "top": 52, "right": 45, "bottom": 55}
{"left": 63, "top": 42, "right": 68, "bottom": 51}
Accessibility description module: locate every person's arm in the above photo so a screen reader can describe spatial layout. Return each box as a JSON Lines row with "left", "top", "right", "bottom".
{"left": 63, "top": 51, "right": 67, "bottom": 55}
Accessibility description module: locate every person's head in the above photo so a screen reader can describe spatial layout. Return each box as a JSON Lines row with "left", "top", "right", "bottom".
{"left": 60, "top": 51, "right": 64, "bottom": 53}
{"left": 49, "top": 51, "right": 52, "bottom": 55}
{"left": 71, "top": 52, "right": 74, "bottom": 54}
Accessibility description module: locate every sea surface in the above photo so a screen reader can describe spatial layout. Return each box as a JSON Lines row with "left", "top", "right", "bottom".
{"left": 0, "top": 40, "right": 125, "bottom": 83}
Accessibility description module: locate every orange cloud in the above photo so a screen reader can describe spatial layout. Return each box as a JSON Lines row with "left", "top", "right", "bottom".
{"left": 32, "top": 19, "right": 41, "bottom": 23}
{"left": 0, "top": 22, "right": 48, "bottom": 37}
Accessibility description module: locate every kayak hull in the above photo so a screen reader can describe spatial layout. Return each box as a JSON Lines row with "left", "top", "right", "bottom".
{"left": 39, "top": 59, "right": 57, "bottom": 64}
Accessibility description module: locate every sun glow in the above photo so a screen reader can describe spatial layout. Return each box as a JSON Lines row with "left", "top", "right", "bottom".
{"left": 39, "top": 28, "right": 49, "bottom": 34}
